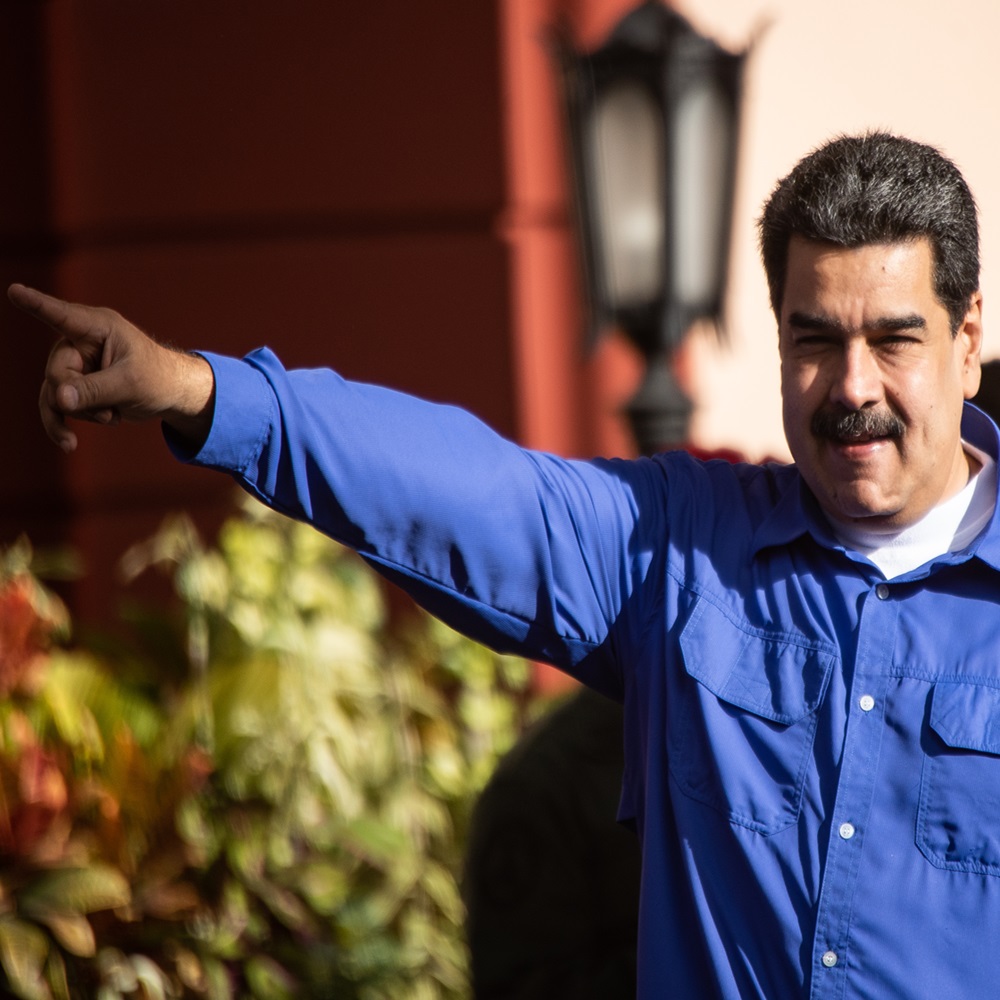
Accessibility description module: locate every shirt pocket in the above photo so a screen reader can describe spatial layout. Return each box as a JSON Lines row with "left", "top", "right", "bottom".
{"left": 669, "top": 596, "right": 836, "bottom": 836}
{"left": 917, "top": 681, "right": 1000, "bottom": 875}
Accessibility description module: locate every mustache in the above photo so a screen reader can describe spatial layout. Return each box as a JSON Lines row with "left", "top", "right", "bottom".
{"left": 811, "top": 407, "right": 905, "bottom": 441}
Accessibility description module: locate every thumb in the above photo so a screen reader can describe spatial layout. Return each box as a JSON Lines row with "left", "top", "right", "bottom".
{"left": 55, "top": 381, "right": 81, "bottom": 412}
{"left": 39, "top": 365, "right": 119, "bottom": 452}
{"left": 59, "top": 364, "right": 129, "bottom": 417}
{"left": 54, "top": 379, "right": 118, "bottom": 428}
{"left": 56, "top": 376, "right": 121, "bottom": 424}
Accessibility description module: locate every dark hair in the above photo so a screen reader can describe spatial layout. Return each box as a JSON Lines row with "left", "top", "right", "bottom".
{"left": 758, "top": 132, "right": 979, "bottom": 331}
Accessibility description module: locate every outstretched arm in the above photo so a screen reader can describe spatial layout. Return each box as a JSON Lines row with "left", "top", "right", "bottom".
{"left": 181, "top": 347, "right": 668, "bottom": 691}
{"left": 13, "top": 283, "right": 668, "bottom": 691}
{"left": 9, "top": 283, "right": 215, "bottom": 452}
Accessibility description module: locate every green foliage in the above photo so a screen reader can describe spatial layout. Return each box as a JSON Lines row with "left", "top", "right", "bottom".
{"left": 0, "top": 502, "right": 545, "bottom": 998}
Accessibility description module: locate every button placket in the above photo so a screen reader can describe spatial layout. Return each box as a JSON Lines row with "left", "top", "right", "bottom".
{"left": 809, "top": 591, "right": 897, "bottom": 999}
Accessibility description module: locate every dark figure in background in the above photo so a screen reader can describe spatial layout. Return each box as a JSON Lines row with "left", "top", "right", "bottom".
{"left": 463, "top": 688, "right": 639, "bottom": 999}
{"left": 974, "top": 358, "right": 1000, "bottom": 421}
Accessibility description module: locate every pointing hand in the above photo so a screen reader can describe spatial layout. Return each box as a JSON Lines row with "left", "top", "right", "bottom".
{"left": 9, "top": 284, "right": 215, "bottom": 452}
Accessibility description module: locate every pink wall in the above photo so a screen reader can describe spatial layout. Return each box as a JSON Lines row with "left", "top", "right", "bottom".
{"left": 2, "top": 1, "right": 640, "bottom": 626}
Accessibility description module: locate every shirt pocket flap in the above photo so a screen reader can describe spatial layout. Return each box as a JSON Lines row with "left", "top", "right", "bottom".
{"left": 679, "top": 597, "right": 835, "bottom": 725}
{"left": 930, "top": 682, "right": 1000, "bottom": 755}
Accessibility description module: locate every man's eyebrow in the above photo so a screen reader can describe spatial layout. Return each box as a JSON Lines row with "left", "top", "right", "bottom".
{"left": 870, "top": 314, "right": 927, "bottom": 332}
{"left": 787, "top": 312, "right": 847, "bottom": 334}
{"left": 786, "top": 311, "right": 927, "bottom": 334}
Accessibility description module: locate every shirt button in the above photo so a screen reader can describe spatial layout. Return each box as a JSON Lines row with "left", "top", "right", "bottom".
{"left": 839, "top": 822, "right": 856, "bottom": 840}
{"left": 859, "top": 694, "right": 875, "bottom": 712}
{"left": 822, "top": 951, "right": 838, "bottom": 968}
{"left": 876, "top": 584, "right": 890, "bottom": 600}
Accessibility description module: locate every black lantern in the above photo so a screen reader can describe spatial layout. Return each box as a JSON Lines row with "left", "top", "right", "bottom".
{"left": 557, "top": 1, "right": 746, "bottom": 454}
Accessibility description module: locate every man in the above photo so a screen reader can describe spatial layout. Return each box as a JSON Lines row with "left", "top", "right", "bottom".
{"left": 12, "top": 132, "right": 999, "bottom": 998}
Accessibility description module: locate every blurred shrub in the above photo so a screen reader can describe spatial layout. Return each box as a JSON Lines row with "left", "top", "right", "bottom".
{"left": 0, "top": 499, "right": 544, "bottom": 999}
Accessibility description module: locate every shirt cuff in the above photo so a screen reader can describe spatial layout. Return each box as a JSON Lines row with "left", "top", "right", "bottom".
{"left": 163, "top": 350, "right": 272, "bottom": 474}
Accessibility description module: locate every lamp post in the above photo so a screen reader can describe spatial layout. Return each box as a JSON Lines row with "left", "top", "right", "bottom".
{"left": 557, "top": 1, "right": 746, "bottom": 455}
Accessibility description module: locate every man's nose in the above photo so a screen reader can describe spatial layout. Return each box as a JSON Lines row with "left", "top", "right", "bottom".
{"left": 829, "top": 341, "right": 882, "bottom": 410}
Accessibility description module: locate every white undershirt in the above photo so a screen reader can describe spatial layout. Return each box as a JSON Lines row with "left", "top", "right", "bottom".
{"left": 830, "top": 442, "right": 997, "bottom": 579}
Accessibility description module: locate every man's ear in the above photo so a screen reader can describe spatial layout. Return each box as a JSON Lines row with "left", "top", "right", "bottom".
{"left": 960, "top": 291, "right": 984, "bottom": 400}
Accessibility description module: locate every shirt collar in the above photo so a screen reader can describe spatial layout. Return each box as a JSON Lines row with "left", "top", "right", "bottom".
{"left": 749, "top": 402, "right": 1000, "bottom": 566}
{"left": 959, "top": 401, "right": 1000, "bottom": 572}
{"left": 749, "top": 470, "right": 815, "bottom": 556}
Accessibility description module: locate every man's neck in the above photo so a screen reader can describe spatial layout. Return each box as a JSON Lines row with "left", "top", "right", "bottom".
{"left": 829, "top": 441, "right": 995, "bottom": 578}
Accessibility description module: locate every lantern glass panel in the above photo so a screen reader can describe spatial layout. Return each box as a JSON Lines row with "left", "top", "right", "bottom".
{"left": 671, "top": 79, "right": 732, "bottom": 310}
{"left": 587, "top": 80, "right": 666, "bottom": 310}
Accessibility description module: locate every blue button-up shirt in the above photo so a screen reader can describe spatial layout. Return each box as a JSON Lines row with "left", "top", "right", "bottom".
{"left": 183, "top": 348, "right": 1000, "bottom": 999}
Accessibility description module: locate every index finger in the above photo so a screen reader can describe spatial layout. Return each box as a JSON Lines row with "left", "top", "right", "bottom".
{"left": 8, "top": 283, "right": 115, "bottom": 343}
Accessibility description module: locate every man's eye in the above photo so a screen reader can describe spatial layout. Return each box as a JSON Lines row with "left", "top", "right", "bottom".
{"left": 793, "top": 334, "right": 835, "bottom": 348}
{"left": 878, "top": 334, "right": 918, "bottom": 348}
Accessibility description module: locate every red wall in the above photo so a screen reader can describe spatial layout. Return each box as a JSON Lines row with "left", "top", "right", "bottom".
{"left": 2, "top": 0, "right": 646, "bottom": 626}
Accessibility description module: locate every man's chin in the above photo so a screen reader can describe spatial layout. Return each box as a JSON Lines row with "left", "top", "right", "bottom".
{"left": 807, "top": 472, "right": 903, "bottom": 527}
{"left": 823, "top": 493, "right": 906, "bottom": 529}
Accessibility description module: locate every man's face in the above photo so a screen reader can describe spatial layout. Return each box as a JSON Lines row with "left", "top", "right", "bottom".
{"left": 779, "top": 236, "right": 983, "bottom": 529}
